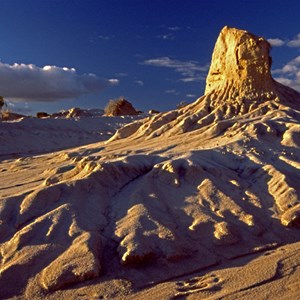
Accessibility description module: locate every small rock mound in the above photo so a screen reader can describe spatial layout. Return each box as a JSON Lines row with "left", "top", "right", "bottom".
{"left": 36, "top": 112, "right": 50, "bottom": 118}
{"left": 1, "top": 111, "right": 27, "bottom": 121}
{"left": 104, "top": 98, "right": 139, "bottom": 116}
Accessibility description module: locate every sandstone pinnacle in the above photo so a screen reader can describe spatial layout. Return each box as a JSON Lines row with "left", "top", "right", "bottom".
{"left": 205, "top": 26, "right": 273, "bottom": 95}
{"left": 205, "top": 26, "right": 300, "bottom": 110}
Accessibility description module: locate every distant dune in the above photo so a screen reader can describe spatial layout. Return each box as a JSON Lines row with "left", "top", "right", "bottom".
{"left": 0, "top": 110, "right": 141, "bottom": 158}
{"left": 1, "top": 26, "right": 300, "bottom": 299}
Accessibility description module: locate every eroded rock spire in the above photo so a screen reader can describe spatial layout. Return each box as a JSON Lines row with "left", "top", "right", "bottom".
{"left": 205, "top": 26, "right": 300, "bottom": 110}
{"left": 206, "top": 26, "right": 273, "bottom": 94}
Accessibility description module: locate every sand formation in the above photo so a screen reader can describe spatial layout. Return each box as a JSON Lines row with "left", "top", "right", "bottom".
{"left": 1, "top": 26, "right": 300, "bottom": 299}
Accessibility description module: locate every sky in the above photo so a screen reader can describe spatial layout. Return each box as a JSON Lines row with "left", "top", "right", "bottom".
{"left": 1, "top": 0, "right": 300, "bottom": 115}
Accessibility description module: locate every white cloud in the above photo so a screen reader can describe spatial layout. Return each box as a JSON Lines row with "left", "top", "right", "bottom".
{"left": 287, "top": 33, "right": 300, "bottom": 48}
{"left": 186, "top": 94, "right": 196, "bottom": 98}
{"left": 0, "top": 61, "right": 118, "bottom": 102}
{"left": 165, "top": 89, "right": 178, "bottom": 94}
{"left": 275, "top": 76, "right": 300, "bottom": 92}
{"left": 273, "top": 56, "right": 300, "bottom": 74}
{"left": 273, "top": 56, "right": 300, "bottom": 91}
{"left": 266, "top": 33, "right": 300, "bottom": 49}
{"left": 97, "top": 35, "right": 115, "bottom": 40}
{"left": 156, "top": 33, "right": 175, "bottom": 40}
{"left": 107, "top": 79, "right": 119, "bottom": 85}
{"left": 267, "top": 38, "right": 285, "bottom": 47}
{"left": 282, "top": 64, "right": 299, "bottom": 73}
{"left": 179, "top": 77, "right": 201, "bottom": 82}
{"left": 168, "top": 26, "right": 181, "bottom": 31}
{"left": 142, "top": 56, "right": 209, "bottom": 82}
{"left": 275, "top": 77, "right": 293, "bottom": 85}
{"left": 135, "top": 80, "right": 144, "bottom": 86}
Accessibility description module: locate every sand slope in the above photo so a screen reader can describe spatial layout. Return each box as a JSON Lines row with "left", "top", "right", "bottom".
{"left": 1, "top": 26, "right": 300, "bottom": 299}
{"left": 0, "top": 113, "right": 141, "bottom": 157}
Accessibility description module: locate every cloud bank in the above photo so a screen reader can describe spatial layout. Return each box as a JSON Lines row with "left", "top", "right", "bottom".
{"left": 267, "top": 38, "right": 285, "bottom": 47}
{"left": 287, "top": 33, "right": 300, "bottom": 48}
{"left": 273, "top": 56, "right": 300, "bottom": 91}
{"left": 267, "top": 33, "right": 300, "bottom": 48}
{"left": 142, "top": 56, "right": 209, "bottom": 82}
{"left": 266, "top": 32, "right": 300, "bottom": 91}
{"left": 0, "top": 62, "right": 118, "bottom": 102}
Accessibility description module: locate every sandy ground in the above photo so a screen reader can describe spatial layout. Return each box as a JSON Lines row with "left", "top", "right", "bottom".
{"left": 1, "top": 27, "right": 300, "bottom": 299}
{"left": 127, "top": 241, "right": 300, "bottom": 300}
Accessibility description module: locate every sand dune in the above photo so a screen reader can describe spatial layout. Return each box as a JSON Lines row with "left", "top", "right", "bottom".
{"left": 0, "top": 113, "right": 140, "bottom": 157}
{"left": 1, "top": 26, "right": 300, "bottom": 299}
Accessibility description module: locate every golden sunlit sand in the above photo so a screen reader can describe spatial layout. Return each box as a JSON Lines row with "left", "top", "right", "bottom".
{"left": 1, "top": 26, "right": 300, "bottom": 299}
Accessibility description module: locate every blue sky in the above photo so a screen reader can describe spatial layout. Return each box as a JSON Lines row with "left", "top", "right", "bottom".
{"left": 1, "top": 0, "right": 300, "bottom": 114}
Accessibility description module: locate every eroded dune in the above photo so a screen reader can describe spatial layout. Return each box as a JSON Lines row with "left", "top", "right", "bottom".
{"left": 1, "top": 26, "right": 300, "bottom": 299}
